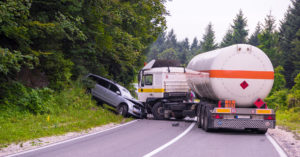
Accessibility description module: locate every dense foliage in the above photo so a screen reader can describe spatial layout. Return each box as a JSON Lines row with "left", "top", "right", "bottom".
{"left": 0, "top": 0, "right": 167, "bottom": 113}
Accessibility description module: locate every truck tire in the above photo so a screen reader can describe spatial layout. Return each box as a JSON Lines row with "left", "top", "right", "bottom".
{"left": 117, "top": 104, "right": 128, "bottom": 117}
{"left": 152, "top": 102, "right": 165, "bottom": 120}
{"left": 203, "top": 107, "right": 211, "bottom": 132}
{"left": 200, "top": 106, "right": 205, "bottom": 128}
{"left": 196, "top": 105, "right": 202, "bottom": 128}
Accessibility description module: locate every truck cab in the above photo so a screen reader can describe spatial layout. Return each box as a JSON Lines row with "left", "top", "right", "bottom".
{"left": 138, "top": 60, "right": 197, "bottom": 120}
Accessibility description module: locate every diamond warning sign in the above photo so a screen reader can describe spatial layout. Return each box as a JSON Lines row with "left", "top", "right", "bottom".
{"left": 240, "top": 80, "right": 249, "bottom": 89}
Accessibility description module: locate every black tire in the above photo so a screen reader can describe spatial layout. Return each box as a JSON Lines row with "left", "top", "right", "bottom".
{"left": 86, "top": 88, "right": 91, "bottom": 94}
{"left": 117, "top": 104, "right": 128, "bottom": 117}
{"left": 152, "top": 102, "right": 165, "bottom": 120}
{"left": 200, "top": 106, "right": 205, "bottom": 128}
{"left": 203, "top": 107, "right": 211, "bottom": 132}
{"left": 196, "top": 105, "right": 202, "bottom": 128}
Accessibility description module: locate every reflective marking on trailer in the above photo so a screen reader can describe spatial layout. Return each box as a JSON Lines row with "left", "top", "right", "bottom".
{"left": 204, "top": 70, "right": 274, "bottom": 79}
{"left": 138, "top": 88, "right": 164, "bottom": 93}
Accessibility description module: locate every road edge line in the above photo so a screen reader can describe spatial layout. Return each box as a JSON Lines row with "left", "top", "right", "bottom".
{"left": 266, "top": 133, "right": 288, "bottom": 157}
{"left": 143, "top": 120, "right": 196, "bottom": 157}
{"left": 6, "top": 120, "right": 138, "bottom": 157}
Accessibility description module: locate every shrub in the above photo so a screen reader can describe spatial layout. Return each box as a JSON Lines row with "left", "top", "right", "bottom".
{"left": 0, "top": 82, "right": 54, "bottom": 114}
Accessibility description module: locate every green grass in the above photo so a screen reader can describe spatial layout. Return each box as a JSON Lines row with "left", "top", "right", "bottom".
{"left": 276, "top": 108, "right": 300, "bottom": 135}
{"left": 0, "top": 82, "right": 131, "bottom": 148}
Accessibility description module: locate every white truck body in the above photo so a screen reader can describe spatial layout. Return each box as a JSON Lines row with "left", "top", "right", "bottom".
{"left": 138, "top": 67, "right": 193, "bottom": 102}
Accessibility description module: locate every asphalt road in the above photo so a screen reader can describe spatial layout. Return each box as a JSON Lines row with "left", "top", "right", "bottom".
{"left": 11, "top": 119, "right": 281, "bottom": 157}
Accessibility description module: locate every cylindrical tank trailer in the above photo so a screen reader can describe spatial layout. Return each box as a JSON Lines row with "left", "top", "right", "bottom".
{"left": 187, "top": 44, "right": 274, "bottom": 107}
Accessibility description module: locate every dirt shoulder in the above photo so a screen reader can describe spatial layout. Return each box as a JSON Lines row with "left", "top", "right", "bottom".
{"left": 268, "top": 126, "right": 300, "bottom": 157}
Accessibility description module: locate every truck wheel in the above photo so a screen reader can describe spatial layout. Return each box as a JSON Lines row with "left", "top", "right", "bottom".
{"left": 152, "top": 102, "right": 165, "bottom": 120}
{"left": 203, "top": 107, "right": 211, "bottom": 132}
{"left": 196, "top": 105, "right": 202, "bottom": 128}
{"left": 117, "top": 104, "right": 128, "bottom": 117}
{"left": 200, "top": 106, "right": 205, "bottom": 128}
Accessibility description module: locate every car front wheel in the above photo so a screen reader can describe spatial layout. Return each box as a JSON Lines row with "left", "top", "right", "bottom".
{"left": 117, "top": 104, "right": 128, "bottom": 117}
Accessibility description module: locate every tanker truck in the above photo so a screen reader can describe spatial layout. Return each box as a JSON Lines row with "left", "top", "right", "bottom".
{"left": 137, "top": 44, "right": 275, "bottom": 133}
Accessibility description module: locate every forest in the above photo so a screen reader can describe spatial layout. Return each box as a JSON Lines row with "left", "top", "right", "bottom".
{"left": 0, "top": 0, "right": 299, "bottom": 145}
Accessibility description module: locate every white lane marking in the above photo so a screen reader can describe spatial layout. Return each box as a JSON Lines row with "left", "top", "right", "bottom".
{"left": 7, "top": 120, "right": 138, "bottom": 157}
{"left": 143, "top": 120, "right": 196, "bottom": 157}
{"left": 266, "top": 133, "right": 288, "bottom": 157}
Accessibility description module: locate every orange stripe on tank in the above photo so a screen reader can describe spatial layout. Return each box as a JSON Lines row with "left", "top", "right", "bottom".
{"left": 200, "top": 70, "right": 274, "bottom": 79}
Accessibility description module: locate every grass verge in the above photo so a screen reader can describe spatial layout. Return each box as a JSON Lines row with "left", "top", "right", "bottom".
{"left": 276, "top": 108, "right": 300, "bottom": 135}
{"left": 0, "top": 82, "right": 131, "bottom": 148}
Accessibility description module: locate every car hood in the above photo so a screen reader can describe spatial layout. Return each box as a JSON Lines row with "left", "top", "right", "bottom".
{"left": 124, "top": 97, "right": 144, "bottom": 107}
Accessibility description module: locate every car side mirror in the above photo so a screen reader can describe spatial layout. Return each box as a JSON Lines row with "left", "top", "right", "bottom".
{"left": 116, "top": 91, "right": 121, "bottom": 95}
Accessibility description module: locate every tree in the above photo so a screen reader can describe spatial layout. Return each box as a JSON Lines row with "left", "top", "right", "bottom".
{"left": 248, "top": 22, "right": 261, "bottom": 46}
{"left": 191, "top": 37, "right": 199, "bottom": 51}
{"left": 258, "top": 13, "right": 281, "bottom": 67}
{"left": 190, "top": 37, "right": 200, "bottom": 58}
{"left": 271, "top": 66, "right": 286, "bottom": 94}
{"left": 178, "top": 38, "right": 190, "bottom": 64}
{"left": 279, "top": 0, "right": 300, "bottom": 88}
{"left": 200, "top": 22, "right": 218, "bottom": 52}
{"left": 146, "top": 30, "right": 193, "bottom": 65}
{"left": 291, "top": 29, "right": 300, "bottom": 79}
{"left": 231, "top": 10, "right": 248, "bottom": 44}
{"left": 220, "top": 27, "right": 234, "bottom": 47}
{"left": 157, "top": 48, "right": 178, "bottom": 60}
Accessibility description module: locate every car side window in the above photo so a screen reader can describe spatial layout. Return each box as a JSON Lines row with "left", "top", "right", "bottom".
{"left": 110, "top": 84, "right": 120, "bottom": 94}
{"left": 144, "top": 75, "right": 153, "bottom": 85}
{"left": 93, "top": 77, "right": 110, "bottom": 89}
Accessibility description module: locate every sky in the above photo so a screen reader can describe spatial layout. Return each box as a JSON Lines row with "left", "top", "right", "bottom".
{"left": 165, "top": 0, "right": 292, "bottom": 43}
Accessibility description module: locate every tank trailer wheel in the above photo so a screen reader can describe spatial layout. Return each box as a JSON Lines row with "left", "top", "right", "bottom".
{"left": 200, "top": 106, "right": 205, "bottom": 128}
{"left": 203, "top": 107, "right": 211, "bottom": 132}
{"left": 196, "top": 105, "right": 202, "bottom": 128}
{"left": 152, "top": 102, "right": 165, "bottom": 120}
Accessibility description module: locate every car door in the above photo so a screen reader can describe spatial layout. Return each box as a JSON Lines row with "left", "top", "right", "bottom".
{"left": 107, "top": 83, "right": 122, "bottom": 107}
{"left": 92, "top": 77, "right": 111, "bottom": 103}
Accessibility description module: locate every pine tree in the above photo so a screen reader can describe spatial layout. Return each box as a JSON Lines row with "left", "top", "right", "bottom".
{"left": 220, "top": 27, "right": 234, "bottom": 47}
{"left": 200, "top": 22, "right": 218, "bottom": 52}
{"left": 231, "top": 10, "right": 248, "bottom": 44}
{"left": 191, "top": 37, "right": 198, "bottom": 51}
{"left": 291, "top": 28, "right": 300, "bottom": 79}
{"left": 248, "top": 22, "right": 261, "bottom": 46}
{"left": 258, "top": 12, "right": 281, "bottom": 67}
{"left": 177, "top": 38, "right": 190, "bottom": 64}
{"left": 279, "top": 0, "right": 300, "bottom": 88}
{"left": 166, "top": 29, "right": 177, "bottom": 49}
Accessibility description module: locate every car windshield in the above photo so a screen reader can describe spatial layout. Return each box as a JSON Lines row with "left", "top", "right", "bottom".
{"left": 120, "top": 87, "right": 133, "bottom": 99}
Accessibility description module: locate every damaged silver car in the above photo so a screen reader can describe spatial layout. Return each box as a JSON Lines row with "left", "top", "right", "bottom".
{"left": 86, "top": 74, "right": 145, "bottom": 118}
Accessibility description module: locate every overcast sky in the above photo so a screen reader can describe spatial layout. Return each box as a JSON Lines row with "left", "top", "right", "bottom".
{"left": 165, "top": 0, "right": 292, "bottom": 43}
